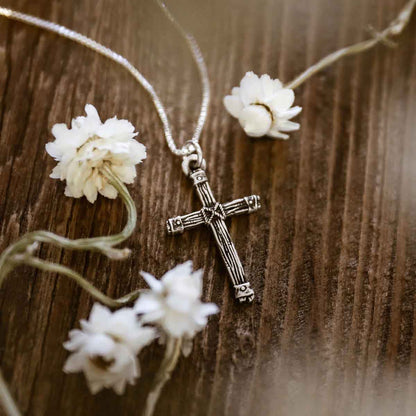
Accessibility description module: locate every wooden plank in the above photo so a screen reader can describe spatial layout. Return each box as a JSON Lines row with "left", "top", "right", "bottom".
{"left": 0, "top": 0, "right": 415, "bottom": 414}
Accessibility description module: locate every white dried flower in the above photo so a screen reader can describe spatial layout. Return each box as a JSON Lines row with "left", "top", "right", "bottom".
{"left": 224, "top": 71, "right": 302, "bottom": 139}
{"left": 63, "top": 303, "right": 156, "bottom": 395}
{"left": 134, "top": 262, "right": 219, "bottom": 346}
{"left": 46, "top": 104, "right": 146, "bottom": 203}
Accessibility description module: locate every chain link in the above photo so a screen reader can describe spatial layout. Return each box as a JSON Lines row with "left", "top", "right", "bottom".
{"left": 0, "top": 2, "right": 210, "bottom": 157}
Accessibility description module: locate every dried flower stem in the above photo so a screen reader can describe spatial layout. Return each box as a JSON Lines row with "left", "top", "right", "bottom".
{"left": 16, "top": 256, "right": 141, "bottom": 307}
{"left": 0, "top": 166, "right": 139, "bottom": 416}
{"left": 143, "top": 337, "right": 182, "bottom": 416}
{"left": 0, "top": 372, "right": 20, "bottom": 416}
{"left": 285, "top": 0, "right": 416, "bottom": 89}
{"left": 0, "top": 166, "right": 136, "bottom": 286}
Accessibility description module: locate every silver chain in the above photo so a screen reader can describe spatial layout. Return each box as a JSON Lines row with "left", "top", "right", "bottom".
{"left": 0, "top": 1, "right": 210, "bottom": 157}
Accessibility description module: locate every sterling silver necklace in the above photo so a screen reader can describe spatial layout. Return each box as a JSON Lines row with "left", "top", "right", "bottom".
{"left": 0, "top": 1, "right": 261, "bottom": 303}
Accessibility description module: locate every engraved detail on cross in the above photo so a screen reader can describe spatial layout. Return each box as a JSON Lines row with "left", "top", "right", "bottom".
{"left": 166, "top": 168, "right": 261, "bottom": 303}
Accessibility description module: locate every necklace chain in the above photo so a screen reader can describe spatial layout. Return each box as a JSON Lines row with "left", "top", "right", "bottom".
{"left": 0, "top": 1, "right": 210, "bottom": 157}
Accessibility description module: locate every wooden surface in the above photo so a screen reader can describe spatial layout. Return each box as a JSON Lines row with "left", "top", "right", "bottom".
{"left": 0, "top": 0, "right": 415, "bottom": 415}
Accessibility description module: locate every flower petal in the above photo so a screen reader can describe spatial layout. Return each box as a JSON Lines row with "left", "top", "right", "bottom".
{"left": 83, "top": 178, "right": 98, "bottom": 203}
{"left": 239, "top": 71, "right": 263, "bottom": 105}
{"left": 113, "top": 378, "right": 127, "bottom": 395}
{"left": 99, "top": 183, "right": 118, "bottom": 199}
{"left": 87, "top": 378, "right": 105, "bottom": 395}
{"left": 268, "top": 89, "right": 295, "bottom": 111}
{"left": 84, "top": 334, "right": 115, "bottom": 357}
{"left": 181, "top": 337, "right": 193, "bottom": 357}
{"left": 140, "top": 272, "right": 163, "bottom": 293}
{"left": 199, "top": 302, "right": 219, "bottom": 317}
{"left": 223, "top": 95, "right": 243, "bottom": 118}
{"left": 268, "top": 128, "right": 290, "bottom": 140}
{"left": 279, "top": 120, "right": 300, "bottom": 132}
{"left": 162, "top": 261, "right": 194, "bottom": 285}
{"left": 260, "top": 74, "right": 283, "bottom": 100}
{"left": 63, "top": 352, "right": 86, "bottom": 373}
{"left": 84, "top": 104, "right": 101, "bottom": 124}
{"left": 89, "top": 303, "right": 112, "bottom": 328}
{"left": 63, "top": 329, "right": 87, "bottom": 351}
{"left": 281, "top": 106, "right": 302, "bottom": 119}
{"left": 134, "top": 294, "right": 162, "bottom": 315}
{"left": 163, "top": 311, "right": 194, "bottom": 338}
{"left": 238, "top": 105, "right": 272, "bottom": 137}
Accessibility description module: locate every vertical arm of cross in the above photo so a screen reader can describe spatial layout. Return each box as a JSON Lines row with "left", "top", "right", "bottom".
{"left": 186, "top": 169, "right": 254, "bottom": 302}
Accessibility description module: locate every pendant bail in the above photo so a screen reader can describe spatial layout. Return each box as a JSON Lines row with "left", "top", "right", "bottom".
{"left": 181, "top": 141, "right": 206, "bottom": 176}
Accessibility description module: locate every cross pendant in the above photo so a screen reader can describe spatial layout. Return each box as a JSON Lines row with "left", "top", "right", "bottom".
{"left": 166, "top": 168, "right": 261, "bottom": 303}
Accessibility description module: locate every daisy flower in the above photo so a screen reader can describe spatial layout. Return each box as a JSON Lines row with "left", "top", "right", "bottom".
{"left": 63, "top": 303, "right": 156, "bottom": 394}
{"left": 46, "top": 104, "right": 146, "bottom": 203}
{"left": 134, "top": 262, "right": 218, "bottom": 354}
{"left": 224, "top": 71, "right": 302, "bottom": 139}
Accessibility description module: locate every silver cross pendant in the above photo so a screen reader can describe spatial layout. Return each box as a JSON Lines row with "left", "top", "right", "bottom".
{"left": 167, "top": 167, "right": 261, "bottom": 303}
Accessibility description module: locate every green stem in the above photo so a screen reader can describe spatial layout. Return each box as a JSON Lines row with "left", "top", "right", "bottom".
{"left": 0, "top": 167, "right": 139, "bottom": 415}
{"left": 0, "top": 166, "right": 136, "bottom": 277}
{"left": 0, "top": 371, "right": 21, "bottom": 416}
{"left": 143, "top": 337, "right": 182, "bottom": 416}
{"left": 18, "top": 256, "right": 141, "bottom": 308}
{"left": 0, "top": 167, "right": 136, "bottom": 285}
{"left": 285, "top": 0, "right": 416, "bottom": 89}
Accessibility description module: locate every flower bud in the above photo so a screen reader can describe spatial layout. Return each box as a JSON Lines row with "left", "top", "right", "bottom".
{"left": 238, "top": 104, "right": 272, "bottom": 137}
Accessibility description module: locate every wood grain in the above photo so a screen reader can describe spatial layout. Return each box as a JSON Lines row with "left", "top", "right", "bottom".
{"left": 0, "top": 0, "right": 415, "bottom": 415}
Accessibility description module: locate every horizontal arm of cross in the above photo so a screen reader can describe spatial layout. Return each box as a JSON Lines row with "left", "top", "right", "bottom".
{"left": 166, "top": 195, "right": 261, "bottom": 235}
